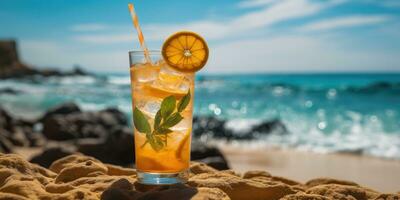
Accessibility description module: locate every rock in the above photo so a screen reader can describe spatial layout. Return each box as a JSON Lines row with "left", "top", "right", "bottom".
{"left": 0, "top": 40, "right": 37, "bottom": 79}
{"left": 11, "top": 119, "right": 44, "bottom": 147}
{"left": 0, "top": 87, "right": 22, "bottom": 95}
{"left": 0, "top": 107, "right": 14, "bottom": 132}
{"left": 243, "top": 170, "right": 272, "bottom": 179}
{"left": 101, "top": 178, "right": 138, "bottom": 200}
{"left": 54, "top": 159, "right": 108, "bottom": 183}
{"left": 188, "top": 171, "right": 298, "bottom": 200}
{"left": 42, "top": 115, "right": 79, "bottom": 140}
{"left": 80, "top": 124, "right": 108, "bottom": 139}
{"left": 40, "top": 102, "right": 81, "bottom": 122}
{"left": 105, "top": 164, "right": 136, "bottom": 176}
{"left": 306, "top": 184, "right": 375, "bottom": 200}
{"left": 0, "top": 130, "right": 14, "bottom": 153}
{"left": 306, "top": 178, "right": 360, "bottom": 187}
{"left": 189, "top": 162, "right": 218, "bottom": 175}
{"left": 1, "top": 40, "right": 90, "bottom": 79}
{"left": 23, "top": 127, "right": 45, "bottom": 147}
{"left": 195, "top": 156, "right": 229, "bottom": 171}
{"left": 99, "top": 108, "right": 128, "bottom": 127}
{"left": 136, "top": 186, "right": 230, "bottom": 200}
{"left": 193, "top": 116, "right": 288, "bottom": 140}
{"left": 102, "top": 180, "right": 230, "bottom": 200}
{"left": 30, "top": 146, "right": 75, "bottom": 168}
{"left": 0, "top": 108, "right": 18, "bottom": 152}
{"left": 190, "top": 141, "right": 229, "bottom": 170}
{"left": 349, "top": 82, "right": 400, "bottom": 94}
{"left": 193, "top": 116, "right": 234, "bottom": 139}
{"left": 251, "top": 119, "right": 288, "bottom": 135}
{"left": 0, "top": 40, "right": 19, "bottom": 66}
{"left": 1, "top": 119, "right": 29, "bottom": 148}
{"left": 0, "top": 153, "right": 57, "bottom": 184}
{"left": 270, "top": 176, "right": 303, "bottom": 187}
{"left": 41, "top": 106, "right": 128, "bottom": 141}
{"left": 7, "top": 129, "right": 28, "bottom": 146}
{"left": 281, "top": 193, "right": 331, "bottom": 200}
{"left": 0, "top": 153, "right": 135, "bottom": 200}
{"left": 78, "top": 126, "right": 135, "bottom": 166}
{"left": 70, "top": 65, "right": 87, "bottom": 76}
{"left": 373, "top": 193, "right": 400, "bottom": 200}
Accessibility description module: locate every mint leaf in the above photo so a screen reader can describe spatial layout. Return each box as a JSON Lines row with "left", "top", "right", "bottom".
{"left": 161, "top": 95, "right": 176, "bottom": 118}
{"left": 154, "top": 110, "right": 162, "bottom": 129}
{"left": 163, "top": 113, "right": 183, "bottom": 127}
{"left": 133, "top": 107, "right": 151, "bottom": 134}
{"left": 177, "top": 89, "right": 191, "bottom": 112}
{"left": 156, "top": 127, "right": 173, "bottom": 135}
{"left": 147, "top": 134, "right": 164, "bottom": 151}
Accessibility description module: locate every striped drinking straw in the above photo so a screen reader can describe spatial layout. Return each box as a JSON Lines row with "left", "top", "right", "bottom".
{"left": 128, "top": 3, "right": 152, "bottom": 64}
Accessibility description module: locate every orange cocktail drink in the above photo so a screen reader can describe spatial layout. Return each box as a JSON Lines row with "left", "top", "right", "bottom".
{"left": 130, "top": 55, "right": 194, "bottom": 174}
{"left": 128, "top": 2, "right": 209, "bottom": 184}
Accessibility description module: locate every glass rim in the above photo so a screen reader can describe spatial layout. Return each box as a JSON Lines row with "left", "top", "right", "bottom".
{"left": 129, "top": 50, "right": 161, "bottom": 55}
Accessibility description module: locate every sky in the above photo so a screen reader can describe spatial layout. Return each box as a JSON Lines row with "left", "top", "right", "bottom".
{"left": 1, "top": 0, "right": 400, "bottom": 74}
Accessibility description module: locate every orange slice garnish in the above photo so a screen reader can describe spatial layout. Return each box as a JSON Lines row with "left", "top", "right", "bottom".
{"left": 175, "top": 128, "right": 191, "bottom": 160}
{"left": 162, "top": 31, "right": 209, "bottom": 73}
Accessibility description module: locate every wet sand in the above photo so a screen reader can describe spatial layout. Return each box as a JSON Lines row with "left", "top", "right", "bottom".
{"left": 220, "top": 145, "right": 400, "bottom": 193}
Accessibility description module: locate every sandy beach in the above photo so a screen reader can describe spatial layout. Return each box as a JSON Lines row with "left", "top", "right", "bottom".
{"left": 220, "top": 145, "right": 400, "bottom": 193}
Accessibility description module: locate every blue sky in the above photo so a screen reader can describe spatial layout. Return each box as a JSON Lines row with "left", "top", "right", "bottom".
{"left": 1, "top": 0, "right": 400, "bottom": 73}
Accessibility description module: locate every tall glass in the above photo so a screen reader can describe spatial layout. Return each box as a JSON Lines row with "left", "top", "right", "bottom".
{"left": 129, "top": 51, "right": 194, "bottom": 184}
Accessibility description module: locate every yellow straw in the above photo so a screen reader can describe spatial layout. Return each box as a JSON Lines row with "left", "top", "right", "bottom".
{"left": 128, "top": 3, "right": 152, "bottom": 64}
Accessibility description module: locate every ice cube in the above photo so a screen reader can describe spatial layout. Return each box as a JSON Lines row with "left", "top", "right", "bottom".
{"left": 152, "top": 65, "right": 191, "bottom": 93}
{"left": 137, "top": 100, "right": 160, "bottom": 118}
{"left": 132, "top": 64, "right": 159, "bottom": 83}
{"left": 170, "top": 117, "right": 191, "bottom": 132}
{"left": 178, "top": 77, "right": 190, "bottom": 92}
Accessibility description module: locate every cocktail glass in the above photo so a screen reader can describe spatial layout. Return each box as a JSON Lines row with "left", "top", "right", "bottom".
{"left": 129, "top": 50, "right": 194, "bottom": 184}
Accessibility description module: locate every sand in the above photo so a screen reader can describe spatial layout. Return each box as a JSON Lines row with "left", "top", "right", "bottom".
{"left": 220, "top": 145, "right": 400, "bottom": 193}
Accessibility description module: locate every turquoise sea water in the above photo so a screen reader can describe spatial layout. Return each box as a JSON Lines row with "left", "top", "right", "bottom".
{"left": 1, "top": 73, "right": 399, "bottom": 158}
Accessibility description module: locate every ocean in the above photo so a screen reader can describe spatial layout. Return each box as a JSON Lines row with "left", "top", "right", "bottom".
{"left": 1, "top": 73, "right": 400, "bottom": 159}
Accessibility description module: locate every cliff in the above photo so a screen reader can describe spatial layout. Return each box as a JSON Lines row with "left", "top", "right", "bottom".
{"left": 0, "top": 40, "right": 87, "bottom": 79}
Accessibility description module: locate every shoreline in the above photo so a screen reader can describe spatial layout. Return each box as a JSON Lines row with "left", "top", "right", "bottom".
{"left": 220, "top": 144, "right": 400, "bottom": 193}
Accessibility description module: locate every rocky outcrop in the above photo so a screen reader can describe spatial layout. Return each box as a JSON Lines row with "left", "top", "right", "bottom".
{"left": 0, "top": 88, "right": 22, "bottom": 95}
{"left": 193, "top": 116, "right": 288, "bottom": 140}
{"left": 0, "top": 103, "right": 230, "bottom": 169}
{"left": 0, "top": 106, "right": 45, "bottom": 153}
{"left": 0, "top": 40, "right": 88, "bottom": 79}
{"left": 41, "top": 108, "right": 127, "bottom": 141}
{"left": 190, "top": 141, "right": 229, "bottom": 170}
{"left": 0, "top": 40, "right": 35, "bottom": 79}
{"left": 0, "top": 154, "right": 398, "bottom": 200}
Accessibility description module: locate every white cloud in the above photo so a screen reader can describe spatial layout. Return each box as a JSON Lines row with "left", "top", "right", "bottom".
{"left": 206, "top": 35, "right": 400, "bottom": 73}
{"left": 231, "top": 0, "right": 326, "bottom": 31}
{"left": 73, "top": 0, "right": 344, "bottom": 44}
{"left": 70, "top": 23, "right": 108, "bottom": 32}
{"left": 299, "top": 15, "right": 391, "bottom": 32}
